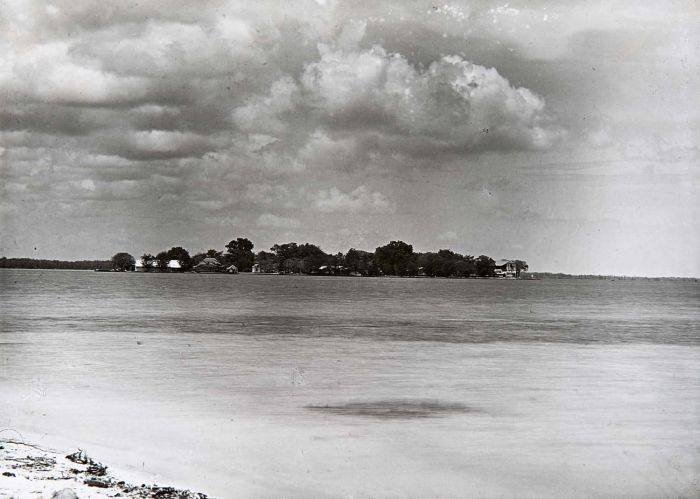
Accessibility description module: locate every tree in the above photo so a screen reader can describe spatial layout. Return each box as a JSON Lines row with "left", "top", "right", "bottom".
{"left": 514, "top": 260, "right": 529, "bottom": 278}
{"left": 270, "top": 243, "right": 299, "bottom": 273}
{"left": 140, "top": 253, "right": 155, "bottom": 272}
{"left": 375, "top": 240, "right": 414, "bottom": 276}
{"left": 226, "top": 237, "right": 254, "bottom": 253}
{"left": 475, "top": 255, "right": 495, "bottom": 277}
{"left": 205, "top": 249, "right": 222, "bottom": 259}
{"left": 225, "top": 237, "right": 255, "bottom": 272}
{"left": 191, "top": 252, "right": 207, "bottom": 267}
{"left": 166, "top": 246, "right": 192, "bottom": 271}
{"left": 297, "top": 243, "right": 329, "bottom": 273}
{"left": 344, "top": 248, "right": 361, "bottom": 273}
{"left": 111, "top": 252, "right": 135, "bottom": 271}
{"left": 456, "top": 255, "right": 476, "bottom": 277}
{"left": 344, "top": 248, "right": 376, "bottom": 275}
{"left": 436, "top": 249, "right": 459, "bottom": 277}
{"left": 283, "top": 257, "right": 303, "bottom": 274}
{"left": 254, "top": 251, "right": 278, "bottom": 272}
{"left": 155, "top": 251, "right": 169, "bottom": 271}
{"left": 418, "top": 252, "right": 441, "bottom": 277}
{"left": 406, "top": 256, "right": 420, "bottom": 276}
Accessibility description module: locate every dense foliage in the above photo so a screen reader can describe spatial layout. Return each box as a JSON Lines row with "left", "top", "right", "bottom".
{"left": 2, "top": 236, "right": 528, "bottom": 278}
{"left": 111, "top": 252, "right": 135, "bottom": 271}
{"left": 0, "top": 257, "right": 112, "bottom": 270}
{"left": 224, "top": 238, "right": 255, "bottom": 272}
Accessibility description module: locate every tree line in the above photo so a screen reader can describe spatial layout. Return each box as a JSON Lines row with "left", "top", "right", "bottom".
{"left": 0, "top": 257, "right": 111, "bottom": 270}
{"left": 113, "top": 237, "right": 528, "bottom": 278}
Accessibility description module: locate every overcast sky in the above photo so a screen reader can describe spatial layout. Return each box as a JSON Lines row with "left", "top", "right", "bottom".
{"left": 1, "top": 0, "right": 698, "bottom": 276}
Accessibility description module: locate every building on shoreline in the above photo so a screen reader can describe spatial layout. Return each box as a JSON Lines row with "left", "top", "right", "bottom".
{"left": 193, "top": 257, "right": 223, "bottom": 273}
{"left": 135, "top": 259, "right": 183, "bottom": 272}
{"left": 494, "top": 260, "right": 517, "bottom": 278}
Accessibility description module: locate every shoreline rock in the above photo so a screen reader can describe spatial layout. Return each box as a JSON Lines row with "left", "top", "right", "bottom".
{"left": 0, "top": 439, "right": 208, "bottom": 498}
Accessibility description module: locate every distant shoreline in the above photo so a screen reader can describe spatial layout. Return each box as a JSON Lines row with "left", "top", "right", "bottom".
{"left": 0, "top": 262, "right": 696, "bottom": 281}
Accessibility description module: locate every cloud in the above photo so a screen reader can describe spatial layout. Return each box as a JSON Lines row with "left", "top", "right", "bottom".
{"left": 257, "top": 213, "right": 301, "bottom": 229}
{"left": 300, "top": 43, "right": 563, "bottom": 150}
{"left": 234, "top": 23, "right": 564, "bottom": 165}
{"left": 76, "top": 19, "right": 256, "bottom": 78}
{"left": 297, "top": 130, "right": 368, "bottom": 170}
{"left": 244, "top": 184, "right": 297, "bottom": 207}
{"left": 246, "top": 134, "right": 279, "bottom": 153}
{"left": 3, "top": 41, "right": 149, "bottom": 105}
{"left": 586, "top": 115, "right": 615, "bottom": 149}
{"left": 232, "top": 76, "right": 300, "bottom": 136}
{"left": 0, "top": 104, "right": 97, "bottom": 136}
{"left": 191, "top": 199, "right": 230, "bottom": 212}
{"left": 100, "top": 130, "right": 217, "bottom": 160}
{"left": 313, "top": 185, "right": 394, "bottom": 213}
{"left": 80, "top": 179, "right": 96, "bottom": 191}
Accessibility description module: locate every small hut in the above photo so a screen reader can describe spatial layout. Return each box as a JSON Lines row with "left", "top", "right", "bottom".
{"left": 226, "top": 264, "right": 239, "bottom": 274}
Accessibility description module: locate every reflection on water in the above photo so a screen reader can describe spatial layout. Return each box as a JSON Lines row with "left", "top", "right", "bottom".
{"left": 0, "top": 270, "right": 699, "bottom": 498}
{"left": 1, "top": 271, "right": 698, "bottom": 344}
{"left": 306, "top": 400, "right": 477, "bottom": 419}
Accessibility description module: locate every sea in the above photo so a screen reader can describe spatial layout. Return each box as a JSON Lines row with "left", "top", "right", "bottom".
{"left": 1, "top": 269, "right": 698, "bottom": 498}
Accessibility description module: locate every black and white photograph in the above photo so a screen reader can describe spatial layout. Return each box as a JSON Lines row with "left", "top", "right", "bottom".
{"left": 1, "top": 1, "right": 698, "bottom": 497}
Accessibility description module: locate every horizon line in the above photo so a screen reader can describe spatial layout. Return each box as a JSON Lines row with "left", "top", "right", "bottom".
{"left": 0, "top": 256, "right": 697, "bottom": 281}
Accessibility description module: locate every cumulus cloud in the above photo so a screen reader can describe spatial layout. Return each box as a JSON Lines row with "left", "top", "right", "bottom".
{"left": 234, "top": 23, "right": 563, "bottom": 163}
{"left": 233, "top": 76, "right": 301, "bottom": 135}
{"left": 75, "top": 19, "right": 256, "bottom": 78}
{"left": 3, "top": 41, "right": 149, "bottom": 104}
{"left": 313, "top": 185, "right": 394, "bottom": 213}
{"left": 302, "top": 44, "right": 562, "bottom": 150}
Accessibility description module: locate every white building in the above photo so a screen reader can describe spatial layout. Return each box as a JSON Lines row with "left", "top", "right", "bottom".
{"left": 135, "top": 259, "right": 182, "bottom": 272}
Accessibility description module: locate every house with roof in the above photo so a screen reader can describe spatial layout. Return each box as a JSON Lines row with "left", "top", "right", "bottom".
{"left": 193, "top": 257, "right": 222, "bottom": 273}
{"left": 493, "top": 259, "right": 517, "bottom": 278}
{"left": 167, "top": 260, "right": 182, "bottom": 272}
{"left": 252, "top": 261, "right": 278, "bottom": 273}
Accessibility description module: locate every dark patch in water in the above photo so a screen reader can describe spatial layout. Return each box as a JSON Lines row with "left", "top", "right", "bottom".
{"left": 306, "top": 400, "right": 478, "bottom": 419}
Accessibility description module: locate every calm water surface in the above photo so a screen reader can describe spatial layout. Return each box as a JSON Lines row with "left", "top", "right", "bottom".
{"left": 1, "top": 270, "right": 699, "bottom": 497}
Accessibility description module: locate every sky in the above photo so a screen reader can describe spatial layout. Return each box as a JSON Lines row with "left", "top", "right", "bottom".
{"left": 0, "top": 0, "right": 698, "bottom": 276}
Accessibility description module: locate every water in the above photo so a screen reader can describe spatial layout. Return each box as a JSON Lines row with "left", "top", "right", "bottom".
{"left": 1, "top": 270, "right": 699, "bottom": 497}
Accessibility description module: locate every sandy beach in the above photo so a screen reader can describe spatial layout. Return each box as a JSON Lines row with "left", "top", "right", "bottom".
{"left": 0, "top": 437, "right": 207, "bottom": 499}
